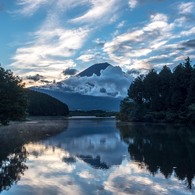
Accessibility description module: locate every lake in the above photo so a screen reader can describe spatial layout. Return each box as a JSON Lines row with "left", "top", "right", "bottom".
{"left": 0, "top": 118, "right": 195, "bottom": 195}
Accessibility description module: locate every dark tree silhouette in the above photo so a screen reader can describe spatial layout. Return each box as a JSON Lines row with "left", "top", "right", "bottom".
{"left": 117, "top": 123, "right": 195, "bottom": 190}
{"left": 27, "top": 90, "right": 69, "bottom": 116}
{"left": 0, "top": 66, "right": 27, "bottom": 125}
{"left": 0, "top": 146, "right": 28, "bottom": 192}
{"left": 118, "top": 58, "right": 195, "bottom": 123}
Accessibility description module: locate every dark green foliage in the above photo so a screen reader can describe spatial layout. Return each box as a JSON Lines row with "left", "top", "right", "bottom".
{"left": 117, "top": 123, "right": 195, "bottom": 189}
{"left": 119, "top": 58, "right": 195, "bottom": 123}
{"left": 128, "top": 75, "right": 144, "bottom": 105}
{"left": 143, "top": 69, "right": 160, "bottom": 111}
{"left": 159, "top": 66, "right": 172, "bottom": 110}
{"left": 27, "top": 90, "right": 69, "bottom": 116}
{"left": 0, "top": 66, "right": 27, "bottom": 125}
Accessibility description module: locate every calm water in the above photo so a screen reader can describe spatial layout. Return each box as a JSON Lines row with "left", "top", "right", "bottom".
{"left": 0, "top": 119, "right": 195, "bottom": 195}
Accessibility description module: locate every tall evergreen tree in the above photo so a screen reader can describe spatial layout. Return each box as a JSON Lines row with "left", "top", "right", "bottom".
{"left": 128, "top": 75, "right": 144, "bottom": 105}
{"left": 159, "top": 66, "right": 172, "bottom": 110}
{"left": 171, "top": 63, "right": 186, "bottom": 110}
{"left": 143, "top": 69, "right": 160, "bottom": 111}
{"left": 186, "top": 66, "right": 195, "bottom": 106}
{"left": 119, "top": 58, "right": 195, "bottom": 123}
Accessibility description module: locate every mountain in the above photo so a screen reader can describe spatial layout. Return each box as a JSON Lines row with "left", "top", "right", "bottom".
{"left": 31, "top": 88, "right": 122, "bottom": 111}
{"left": 31, "top": 63, "right": 133, "bottom": 111}
{"left": 77, "top": 62, "right": 110, "bottom": 77}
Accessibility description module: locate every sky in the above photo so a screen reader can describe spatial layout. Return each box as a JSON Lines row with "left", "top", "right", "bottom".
{"left": 0, "top": 0, "right": 195, "bottom": 86}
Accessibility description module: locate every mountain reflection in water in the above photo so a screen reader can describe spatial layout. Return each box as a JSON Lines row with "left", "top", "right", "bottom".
{"left": 0, "top": 119, "right": 195, "bottom": 195}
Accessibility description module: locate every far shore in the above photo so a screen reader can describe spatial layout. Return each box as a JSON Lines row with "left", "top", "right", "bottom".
{"left": 67, "top": 116, "right": 116, "bottom": 119}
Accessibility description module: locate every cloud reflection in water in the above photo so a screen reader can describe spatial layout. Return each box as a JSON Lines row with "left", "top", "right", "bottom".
{"left": 1, "top": 120, "right": 195, "bottom": 195}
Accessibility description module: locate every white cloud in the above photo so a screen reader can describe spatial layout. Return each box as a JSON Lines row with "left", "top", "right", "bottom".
{"left": 10, "top": 17, "right": 90, "bottom": 82}
{"left": 177, "top": 2, "right": 195, "bottom": 15}
{"left": 17, "top": 0, "right": 50, "bottom": 16}
{"left": 117, "top": 21, "right": 125, "bottom": 29}
{"left": 52, "top": 65, "right": 133, "bottom": 97}
{"left": 11, "top": 0, "right": 195, "bottom": 86}
{"left": 16, "top": 0, "right": 87, "bottom": 16}
{"left": 71, "top": 0, "right": 120, "bottom": 24}
{"left": 11, "top": 0, "right": 124, "bottom": 85}
{"left": 128, "top": 0, "right": 138, "bottom": 9}
{"left": 181, "top": 27, "right": 195, "bottom": 36}
{"left": 103, "top": 13, "right": 173, "bottom": 68}
{"left": 77, "top": 54, "right": 95, "bottom": 63}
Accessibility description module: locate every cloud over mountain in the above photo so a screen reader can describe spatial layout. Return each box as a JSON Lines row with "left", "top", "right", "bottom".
{"left": 38, "top": 63, "right": 133, "bottom": 98}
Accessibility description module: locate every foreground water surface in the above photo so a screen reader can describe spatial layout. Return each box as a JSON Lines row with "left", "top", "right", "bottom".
{"left": 0, "top": 119, "right": 195, "bottom": 195}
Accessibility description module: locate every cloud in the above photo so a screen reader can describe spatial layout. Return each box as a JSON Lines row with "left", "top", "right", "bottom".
{"left": 128, "top": 0, "right": 138, "bottom": 9}
{"left": 117, "top": 21, "right": 125, "bottom": 29}
{"left": 26, "top": 74, "right": 44, "bottom": 81}
{"left": 16, "top": 0, "right": 87, "bottom": 16}
{"left": 181, "top": 27, "right": 195, "bottom": 36}
{"left": 127, "top": 69, "right": 141, "bottom": 75}
{"left": 103, "top": 13, "right": 173, "bottom": 68}
{"left": 53, "top": 65, "right": 133, "bottom": 97}
{"left": 11, "top": 0, "right": 124, "bottom": 85}
{"left": 77, "top": 54, "right": 95, "bottom": 63}
{"left": 177, "top": 2, "right": 195, "bottom": 15}
{"left": 62, "top": 68, "right": 78, "bottom": 76}
{"left": 71, "top": 0, "right": 120, "bottom": 24}
{"left": 94, "top": 38, "right": 106, "bottom": 47}
{"left": 182, "top": 39, "right": 195, "bottom": 48}
{"left": 16, "top": 0, "right": 50, "bottom": 16}
{"left": 10, "top": 26, "right": 89, "bottom": 82}
{"left": 9, "top": 0, "right": 195, "bottom": 86}
{"left": 40, "top": 79, "right": 52, "bottom": 84}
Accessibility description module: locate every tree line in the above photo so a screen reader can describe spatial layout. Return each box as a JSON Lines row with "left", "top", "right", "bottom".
{"left": 27, "top": 90, "right": 69, "bottom": 116}
{"left": 118, "top": 57, "right": 195, "bottom": 123}
{"left": 0, "top": 66, "right": 69, "bottom": 125}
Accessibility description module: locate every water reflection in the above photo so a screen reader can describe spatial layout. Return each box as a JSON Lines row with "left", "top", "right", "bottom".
{"left": 1, "top": 119, "right": 195, "bottom": 194}
{"left": 44, "top": 119, "right": 128, "bottom": 168}
{"left": 0, "top": 119, "right": 68, "bottom": 193}
{"left": 118, "top": 122, "right": 195, "bottom": 190}
{"left": 0, "top": 145, "right": 28, "bottom": 193}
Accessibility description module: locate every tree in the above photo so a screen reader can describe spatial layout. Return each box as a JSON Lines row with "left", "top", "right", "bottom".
{"left": 143, "top": 69, "right": 160, "bottom": 111}
{"left": 159, "top": 66, "right": 172, "bottom": 110}
{"left": 27, "top": 90, "right": 69, "bottom": 116}
{"left": 128, "top": 75, "right": 144, "bottom": 105}
{"left": 0, "top": 66, "right": 27, "bottom": 125}
{"left": 186, "top": 68, "right": 195, "bottom": 106}
{"left": 119, "top": 58, "right": 195, "bottom": 123}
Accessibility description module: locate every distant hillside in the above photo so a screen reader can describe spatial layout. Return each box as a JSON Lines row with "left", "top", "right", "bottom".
{"left": 77, "top": 62, "right": 110, "bottom": 77}
{"left": 27, "top": 90, "right": 69, "bottom": 116}
{"left": 33, "top": 89, "right": 122, "bottom": 111}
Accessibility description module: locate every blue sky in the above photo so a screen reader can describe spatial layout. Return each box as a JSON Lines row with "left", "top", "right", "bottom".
{"left": 1, "top": 0, "right": 195, "bottom": 86}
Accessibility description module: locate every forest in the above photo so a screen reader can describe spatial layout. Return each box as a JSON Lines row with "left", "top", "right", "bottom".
{"left": 27, "top": 90, "right": 69, "bottom": 116}
{"left": 118, "top": 57, "right": 195, "bottom": 123}
{"left": 0, "top": 66, "right": 69, "bottom": 125}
